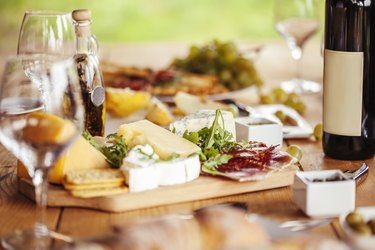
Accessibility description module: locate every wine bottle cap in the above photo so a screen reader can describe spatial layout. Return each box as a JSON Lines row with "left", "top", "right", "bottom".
{"left": 72, "top": 9, "right": 91, "bottom": 22}
{"left": 91, "top": 86, "right": 105, "bottom": 107}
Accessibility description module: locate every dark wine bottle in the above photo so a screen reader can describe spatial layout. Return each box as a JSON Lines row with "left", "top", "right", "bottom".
{"left": 323, "top": 0, "right": 375, "bottom": 160}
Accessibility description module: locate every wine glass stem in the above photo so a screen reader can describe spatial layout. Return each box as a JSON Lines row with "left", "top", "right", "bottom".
{"left": 33, "top": 167, "right": 50, "bottom": 236}
{"left": 296, "top": 57, "right": 302, "bottom": 81}
{"left": 291, "top": 46, "right": 303, "bottom": 82}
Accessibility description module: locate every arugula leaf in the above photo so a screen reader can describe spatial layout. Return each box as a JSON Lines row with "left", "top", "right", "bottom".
{"left": 82, "top": 130, "right": 101, "bottom": 151}
{"left": 202, "top": 154, "right": 232, "bottom": 174}
{"left": 101, "top": 133, "right": 128, "bottom": 168}
{"left": 183, "top": 109, "right": 237, "bottom": 164}
{"left": 83, "top": 130, "right": 128, "bottom": 168}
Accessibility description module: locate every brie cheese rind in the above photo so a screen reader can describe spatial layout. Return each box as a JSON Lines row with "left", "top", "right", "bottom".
{"left": 158, "top": 154, "right": 200, "bottom": 186}
{"left": 170, "top": 109, "right": 236, "bottom": 140}
{"left": 121, "top": 145, "right": 201, "bottom": 192}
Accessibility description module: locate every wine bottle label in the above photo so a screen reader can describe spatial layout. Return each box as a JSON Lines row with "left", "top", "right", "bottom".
{"left": 323, "top": 49, "right": 363, "bottom": 136}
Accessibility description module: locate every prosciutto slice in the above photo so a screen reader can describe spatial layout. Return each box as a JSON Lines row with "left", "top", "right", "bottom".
{"left": 203, "top": 142, "right": 297, "bottom": 182}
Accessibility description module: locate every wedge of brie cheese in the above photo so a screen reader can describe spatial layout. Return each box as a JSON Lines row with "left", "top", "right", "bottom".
{"left": 158, "top": 154, "right": 200, "bottom": 186}
{"left": 170, "top": 109, "right": 236, "bottom": 140}
{"left": 121, "top": 145, "right": 160, "bottom": 192}
{"left": 121, "top": 145, "right": 201, "bottom": 192}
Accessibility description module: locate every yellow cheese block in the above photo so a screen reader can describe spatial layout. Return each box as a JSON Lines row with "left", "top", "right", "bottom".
{"left": 17, "top": 136, "right": 110, "bottom": 184}
{"left": 117, "top": 120, "right": 201, "bottom": 160}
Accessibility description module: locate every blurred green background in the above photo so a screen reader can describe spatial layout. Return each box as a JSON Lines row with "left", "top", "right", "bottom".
{"left": 0, "top": 0, "right": 280, "bottom": 52}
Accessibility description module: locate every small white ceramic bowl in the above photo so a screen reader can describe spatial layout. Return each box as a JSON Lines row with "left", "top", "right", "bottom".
{"left": 292, "top": 170, "right": 356, "bottom": 217}
{"left": 235, "top": 116, "right": 283, "bottom": 148}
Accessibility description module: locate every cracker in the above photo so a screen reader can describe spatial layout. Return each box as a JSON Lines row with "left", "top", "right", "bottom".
{"left": 63, "top": 181, "right": 123, "bottom": 191}
{"left": 70, "top": 186, "right": 128, "bottom": 198}
{"left": 65, "top": 168, "right": 124, "bottom": 185}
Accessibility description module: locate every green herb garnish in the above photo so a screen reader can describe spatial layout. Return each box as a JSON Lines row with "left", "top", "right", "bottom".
{"left": 83, "top": 131, "right": 128, "bottom": 168}
{"left": 183, "top": 109, "right": 237, "bottom": 168}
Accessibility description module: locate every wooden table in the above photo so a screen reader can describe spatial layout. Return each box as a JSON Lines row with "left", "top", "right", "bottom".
{"left": 0, "top": 40, "right": 374, "bottom": 249}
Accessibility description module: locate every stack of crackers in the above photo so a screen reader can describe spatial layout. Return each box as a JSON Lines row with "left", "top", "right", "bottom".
{"left": 63, "top": 169, "right": 128, "bottom": 198}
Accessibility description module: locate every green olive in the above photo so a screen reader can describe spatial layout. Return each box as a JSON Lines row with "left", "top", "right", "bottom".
{"left": 346, "top": 212, "right": 365, "bottom": 227}
{"left": 352, "top": 224, "right": 372, "bottom": 236}
{"left": 367, "top": 219, "right": 375, "bottom": 234}
{"left": 274, "top": 110, "right": 287, "bottom": 123}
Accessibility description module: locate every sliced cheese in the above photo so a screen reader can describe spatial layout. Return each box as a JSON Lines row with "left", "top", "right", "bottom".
{"left": 170, "top": 109, "right": 236, "bottom": 140}
{"left": 17, "top": 136, "right": 110, "bottom": 184}
{"left": 117, "top": 120, "right": 201, "bottom": 160}
{"left": 121, "top": 145, "right": 201, "bottom": 192}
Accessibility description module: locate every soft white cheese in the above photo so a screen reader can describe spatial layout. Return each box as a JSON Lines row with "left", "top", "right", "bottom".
{"left": 121, "top": 145, "right": 201, "bottom": 192}
{"left": 121, "top": 145, "right": 159, "bottom": 192}
{"left": 158, "top": 154, "right": 200, "bottom": 186}
{"left": 170, "top": 109, "right": 236, "bottom": 140}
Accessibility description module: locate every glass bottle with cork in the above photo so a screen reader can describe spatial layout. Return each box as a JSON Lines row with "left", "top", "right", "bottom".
{"left": 72, "top": 9, "right": 105, "bottom": 136}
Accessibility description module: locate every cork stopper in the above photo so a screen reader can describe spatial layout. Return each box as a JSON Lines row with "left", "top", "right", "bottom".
{"left": 72, "top": 9, "right": 91, "bottom": 22}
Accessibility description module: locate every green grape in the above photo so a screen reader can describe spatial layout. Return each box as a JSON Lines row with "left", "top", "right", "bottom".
{"left": 272, "top": 87, "right": 288, "bottom": 103}
{"left": 286, "top": 145, "right": 302, "bottom": 162}
{"left": 294, "top": 101, "right": 306, "bottom": 115}
{"left": 227, "top": 104, "right": 239, "bottom": 117}
{"left": 171, "top": 40, "right": 263, "bottom": 90}
{"left": 313, "top": 123, "right": 323, "bottom": 141}
{"left": 260, "top": 94, "right": 275, "bottom": 104}
{"left": 219, "top": 69, "right": 232, "bottom": 82}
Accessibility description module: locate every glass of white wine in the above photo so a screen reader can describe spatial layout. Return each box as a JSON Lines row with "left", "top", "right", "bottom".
{"left": 0, "top": 55, "right": 84, "bottom": 250}
{"left": 275, "top": 0, "right": 321, "bottom": 94}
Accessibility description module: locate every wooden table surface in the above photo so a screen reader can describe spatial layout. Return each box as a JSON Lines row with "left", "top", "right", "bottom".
{"left": 0, "top": 40, "right": 374, "bottom": 249}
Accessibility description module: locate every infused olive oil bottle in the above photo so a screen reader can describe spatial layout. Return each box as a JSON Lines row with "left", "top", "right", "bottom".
{"left": 72, "top": 9, "right": 106, "bottom": 136}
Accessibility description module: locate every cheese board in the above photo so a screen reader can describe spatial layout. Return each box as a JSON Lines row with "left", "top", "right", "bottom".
{"left": 18, "top": 165, "right": 298, "bottom": 213}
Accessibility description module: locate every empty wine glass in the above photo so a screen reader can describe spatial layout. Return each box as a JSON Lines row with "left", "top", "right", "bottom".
{"left": 0, "top": 55, "right": 84, "bottom": 250}
{"left": 275, "top": 0, "right": 321, "bottom": 94}
{"left": 17, "top": 11, "right": 75, "bottom": 88}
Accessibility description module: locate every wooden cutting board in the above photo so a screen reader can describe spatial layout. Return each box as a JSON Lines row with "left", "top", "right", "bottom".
{"left": 18, "top": 165, "right": 298, "bottom": 213}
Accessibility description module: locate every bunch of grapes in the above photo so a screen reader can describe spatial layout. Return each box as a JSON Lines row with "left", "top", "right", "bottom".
{"left": 260, "top": 87, "right": 306, "bottom": 115}
{"left": 171, "top": 40, "right": 263, "bottom": 91}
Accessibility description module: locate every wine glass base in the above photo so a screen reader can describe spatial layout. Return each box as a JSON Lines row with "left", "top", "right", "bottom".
{"left": 2, "top": 229, "right": 52, "bottom": 250}
{"left": 280, "top": 79, "right": 321, "bottom": 94}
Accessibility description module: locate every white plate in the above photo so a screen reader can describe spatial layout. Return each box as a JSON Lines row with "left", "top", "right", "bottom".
{"left": 156, "top": 86, "right": 257, "bottom": 103}
{"left": 340, "top": 207, "right": 375, "bottom": 250}
{"left": 252, "top": 104, "right": 313, "bottom": 139}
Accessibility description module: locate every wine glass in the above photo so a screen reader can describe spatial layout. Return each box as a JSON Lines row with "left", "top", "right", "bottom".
{"left": 17, "top": 11, "right": 75, "bottom": 88}
{"left": 0, "top": 55, "right": 84, "bottom": 249}
{"left": 275, "top": 0, "right": 321, "bottom": 94}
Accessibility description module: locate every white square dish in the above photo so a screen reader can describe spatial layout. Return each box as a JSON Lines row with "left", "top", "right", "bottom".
{"left": 252, "top": 104, "right": 313, "bottom": 139}
{"left": 340, "top": 207, "right": 375, "bottom": 250}
{"left": 292, "top": 170, "right": 356, "bottom": 217}
{"left": 235, "top": 116, "right": 283, "bottom": 148}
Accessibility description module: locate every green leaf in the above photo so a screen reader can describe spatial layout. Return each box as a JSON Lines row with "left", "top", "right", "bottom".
{"left": 202, "top": 154, "right": 232, "bottom": 173}
{"left": 101, "top": 133, "right": 128, "bottom": 168}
